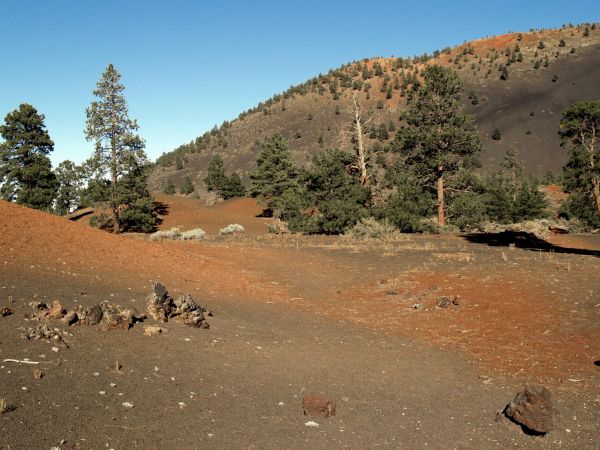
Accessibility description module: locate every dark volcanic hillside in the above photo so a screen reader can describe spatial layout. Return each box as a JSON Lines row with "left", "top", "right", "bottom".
{"left": 150, "top": 24, "right": 600, "bottom": 193}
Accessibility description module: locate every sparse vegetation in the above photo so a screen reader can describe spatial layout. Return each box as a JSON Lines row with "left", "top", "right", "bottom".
{"left": 219, "top": 223, "right": 245, "bottom": 235}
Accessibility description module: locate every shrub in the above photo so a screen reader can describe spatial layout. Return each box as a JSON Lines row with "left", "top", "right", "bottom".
{"left": 150, "top": 227, "right": 181, "bottom": 241}
{"left": 180, "top": 228, "right": 206, "bottom": 240}
{"left": 491, "top": 128, "right": 502, "bottom": 140}
{"left": 163, "top": 180, "right": 176, "bottom": 195}
{"left": 342, "top": 217, "right": 406, "bottom": 241}
{"left": 219, "top": 223, "right": 245, "bottom": 235}
{"left": 89, "top": 213, "right": 114, "bottom": 231}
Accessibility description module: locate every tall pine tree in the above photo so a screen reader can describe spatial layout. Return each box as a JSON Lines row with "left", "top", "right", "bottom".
{"left": 398, "top": 65, "right": 482, "bottom": 226}
{"left": 85, "top": 64, "right": 156, "bottom": 233}
{"left": 0, "top": 104, "right": 58, "bottom": 211}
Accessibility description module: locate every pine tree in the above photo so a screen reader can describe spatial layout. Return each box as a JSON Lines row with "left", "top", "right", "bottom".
{"left": 0, "top": 104, "right": 58, "bottom": 211}
{"left": 85, "top": 64, "right": 155, "bottom": 233}
{"left": 180, "top": 176, "right": 195, "bottom": 194}
{"left": 250, "top": 133, "right": 299, "bottom": 216}
{"left": 299, "top": 149, "right": 370, "bottom": 234}
{"left": 397, "top": 65, "right": 482, "bottom": 226}
{"left": 54, "top": 160, "right": 84, "bottom": 215}
{"left": 559, "top": 100, "right": 600, "bottom": 226}
{"left": 204, "top": 154, "right": 227, "bottom": 193}
{"left": 221, "top": 172, "right": 246, "bottom": 199}
{"left": 163, "top": 179, "right": 176, "bottom": 195}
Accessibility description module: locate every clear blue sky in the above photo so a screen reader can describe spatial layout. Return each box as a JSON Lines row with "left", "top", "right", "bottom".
{"left": 1, "top": 0, "right": 598, "bottom": 166}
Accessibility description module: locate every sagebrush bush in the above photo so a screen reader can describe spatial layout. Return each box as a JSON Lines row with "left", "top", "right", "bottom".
{"left": 180, "top": 228, "right": 206, "bottom": 240}
{"left": 149, "top": 227, "right": 181, "bottom": 241}
{"left": 219, "top": 224, "right": 245, "bottom": 235}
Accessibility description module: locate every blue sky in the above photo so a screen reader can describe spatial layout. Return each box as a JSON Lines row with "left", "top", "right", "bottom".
{"left": 1, "top": 0, "right": 598, "bottom": 166}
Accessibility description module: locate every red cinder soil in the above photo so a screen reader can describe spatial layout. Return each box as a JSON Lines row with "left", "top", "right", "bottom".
{"left": 153, "top": 193, "right": 272, "bottom": 235}
{"left": 1, "top": 200, "right": 599, "bottom": 449}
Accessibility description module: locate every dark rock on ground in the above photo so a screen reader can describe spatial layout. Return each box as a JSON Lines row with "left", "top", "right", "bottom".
{"left": 146, "top": 282, "right": 211, "bottom": 328}
{"left": 502, "top": 384, "right": 554, "bottom": 434}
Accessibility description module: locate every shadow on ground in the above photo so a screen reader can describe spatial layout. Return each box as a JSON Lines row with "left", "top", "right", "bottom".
{"left": 153, "top": 201, "right": 169, "bottom": 228}
{"left": 463, "top": 231, "right": 600, "bottom": 257}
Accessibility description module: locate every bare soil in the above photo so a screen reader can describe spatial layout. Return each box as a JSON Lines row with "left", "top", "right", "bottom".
{"left": 1, "top": 200, "right": 599, "bottom": 449}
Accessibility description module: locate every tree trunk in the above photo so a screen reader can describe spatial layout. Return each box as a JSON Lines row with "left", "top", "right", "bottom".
{"left": 437, "top": 172, "right": 445, "bottom": 227}
{"left": 593, "top": 177, "right": 600, "bottom": 220}
{"left": 352, "top": 94, "right": 369, "bottom": 186}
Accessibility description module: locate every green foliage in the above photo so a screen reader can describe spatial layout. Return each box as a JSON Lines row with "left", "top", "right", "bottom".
{"left": 512, "top": 181, "right": 548, "bottom": 221}
{"left": 393, "top": 64, "right": 481, "bottom": 226}
{"left": 484, "top": 150, "right": 547, "bottom": 224}
{"left": 54, "top": 160, "right": 84, "bottom": 215}
{"left": 445, "top": 169, "right": 488, "bottom": 230}
{"left": 0, "top": 104, "right": 58, "bottom": 211}
{"left": 221, "top": 172, "right": 246, "bottom": 199}
{"left": 559, "top": 100, "right": 600, "bottom": 226}
{"left": 250, "top": 133, "right": 299, "bottom": 216}
{"left": 293, "top": 149, "right": 370, "bottom": 234}
{"left": 377, "top": 171, "right": 431, "bottom": 232}
{"left": 85, "top": 64, "right": 156, "bottom": 233}
{"left": 180, "top": 176, "right": 195, "bottom": 194}
{"left": 204, "top": 154, "right": 227, "bottom": 192}
{"left": 163, "top": 179, "right": 176, "bottom": 195}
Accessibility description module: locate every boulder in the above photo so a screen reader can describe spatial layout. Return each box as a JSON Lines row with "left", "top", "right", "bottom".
{"left": 504, "top": 385, "right": 554, "bottom": 434}
{"left": 146, "top": 282, "right": 211, "bottom": 328}
{"left": 146, "top": 282, "right": 174, "bottom": 322}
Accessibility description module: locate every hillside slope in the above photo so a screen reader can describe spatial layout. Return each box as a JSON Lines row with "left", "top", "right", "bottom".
{"left": 150, "top": 24, "right": 600, "bottom": 193}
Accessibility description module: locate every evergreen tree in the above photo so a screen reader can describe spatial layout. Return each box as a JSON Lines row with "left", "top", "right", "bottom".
{"left": 180, "top": 176, "right": 195, "bottom": 194}
{"left": 378, "top": 168, "right": 431, "bottom": 232}
{"left": 204, "top": 154, "right": 227, "bottom": 193}
{"left": 396, "top": 65, "right": 482, "bottom": 226}
{"left": 512, "top": 181, "right": 548, "bottom": 221}
{"left": 297, "top": 149, "right": 370, "bottom": 234}
{"left": 85, "top": 64, "right": 156, "bottom": 233}
{"left": 54, "top": 160, "right": 84, "bottom": 215}
{"left": 0, "top": 104, "right": 58, "bottom": 211}
{"left": 559, "top": 100, "right": 600, "bottom": 226}
{"left": 484, "top": 149, "right": 547, "bottom": 223}
{"left": 221, "top": 172, "right": 246, "bottom": 199}
{"left": 163, "top": 179, "right": 176, "bottom": 195}
{"left": 250, "top": 133, "right": 299, "bottom": 216}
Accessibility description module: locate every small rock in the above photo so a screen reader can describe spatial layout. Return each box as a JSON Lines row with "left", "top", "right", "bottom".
{"left": 47, "top": 300, "right": 65, "bottom": 319}
{"left": 303, "top": 394, "right": 336, "bottom": 418}
{"left": 502, "top": 384, "right": 554, "bottom": 434}
{"left": 61, "top": 311, "right": 78, "bottom": 326}
{"left": 1, "top": 307, "right": 13, "bottom": 317}
{"left": 143, "top": 325, "right": 163, "bottom": 336}
{"left": 86, "top": 305, "right": 103, "bottom": 325}
{"left": 122, "top": 402, "right": 134, "bottom": 409}
{"left": 384, "top": 290, "right": 399, "bottom": 296}
{"left": 33, "top": 369, "right": 44, "bottom": 379}
{"left": 51, "top": 347, "right": 59, "bottom": 353}
{"left": 411, "top": 303, "right": 423, "bottom": 310}
{"left": 305, "top": 421, "right": 320, "bottom": 427}
{"left": 436, "top": 297, "right": 452, "bottom": 308}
